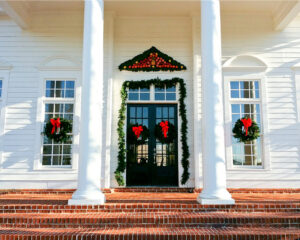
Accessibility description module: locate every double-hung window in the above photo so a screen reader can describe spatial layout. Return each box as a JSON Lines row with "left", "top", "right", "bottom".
{"left": 229, "top": 80, "right": 262, "bottom": 167}
{"left": 42, "top": 80, "right": 75, "bottom": 166}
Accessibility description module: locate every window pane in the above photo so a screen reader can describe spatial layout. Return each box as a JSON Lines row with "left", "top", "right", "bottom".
{"left": 45, "top": 80, "right": 74, "bottom": 99}
{"left": 65, "top": 104, "right": 74, "bottom": 113}
{"left": 155, "top": 93, "right": 165, "bottom": 100}
{"left": 140, "top": 93, "right": 150, "bottom": 100}
{"left": 62, "top": 156, "right": 71, "bottom": 165}
{"left": 140, "top": 87, "right": 150, "bottom": 92}
{"left": 66, "top": 81, "right": 75, "bottom": 89}
{"left": 55, "top": 81, "right": 65, "bottom": 89}
{"left": 155, "top": 87, "right": 164, "bottom": 93}
{"left": 231, "top": 90, "right": 239, "bottom": 98}
{"left": 45, "top": 104, "right": 54, "bottom": 113}
{"left": 166, "top": 86, "right": 176, "bottom": 92}
{"left": 55, "top": 90, "right": 64, "bottom": 98}
{"left": 46, "top": 90, "right": 54, "bottom": 98}
{"left": 65, "top": 90, "right": 74, "bottom": 98}
{"left": 231, "top": 104, "right": 240, "bottom": 114}
{"left": 136, "top": 107, "right": 142, "bottom": 118}
{"left": 230, "top": 81, "right": 239, "bottom": 90}
{"left": 129, "top": 93, "right": 139, "bottom": 100}
{"left": 42, "top": 156, "right": 51, "bottom": 165}
{"left": 156, "top": 107, "right": 162, "bottom": 118}
{"left": 166, "top": 93, "right": 176, "bottom": 100}
{"left": 46, "top": 81, "right": 55, "bottom": 88}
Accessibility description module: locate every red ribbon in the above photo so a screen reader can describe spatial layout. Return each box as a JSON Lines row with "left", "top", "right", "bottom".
{"left": 160, "top": 121, "right": 169, "bottom": 138}
{"left": 132, "top": 126, "right": 143, "bottom": 139}
{"left": 50, "top": 118, "right": 61, "bottom": 135}
{"left": 241, "top": 118, "right": 252, "bottom": 136}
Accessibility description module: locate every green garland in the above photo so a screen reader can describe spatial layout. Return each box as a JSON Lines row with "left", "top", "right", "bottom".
{"left": 115, "top": 78, "right": 190, "bottom": 186}
{"left": 232, "top": 117, "right": 260, "bottom": 143}
{"left": 118, "top": 46, "right": 187, "bottom": 72}
{"left": 44, "top": 118, "right": 72, "bottom": 143}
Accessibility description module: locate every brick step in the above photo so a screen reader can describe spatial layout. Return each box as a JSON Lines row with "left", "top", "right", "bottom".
{"left": 1, "top": 188, "right": 299, "bottom": 195}
{"left": 0, "top": 212, "right": 298, "bottom": 228}
{"left": 0, "top": 227, "right": 299, "bottom": 239}
{"left": 0, "top": 202, "right": 299, "bottom": 214}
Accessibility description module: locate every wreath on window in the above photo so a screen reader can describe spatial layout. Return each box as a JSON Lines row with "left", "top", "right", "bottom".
{"left": 127, "top": 124, "right": 150, "bottom": 145}
{"left": 155, "top": 121, "right": 177, "bottom": 144}
{"left": 44, "top": 117, "right": 72, "bottom": 143}
{"left": 232, "top": 117, "right": 260, "bottom": 143}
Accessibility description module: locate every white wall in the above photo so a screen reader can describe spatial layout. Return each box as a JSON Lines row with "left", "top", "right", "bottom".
{"left": 0, "top": 9, "right": 299, "bottom": 189}
{"left": 0, "top": 12, "right": 83, "bottom": 188}
{"left": 221, "top": 13, "right": 300, "bottom": 188}
{"left": 111, "top": 16, "right": 194, "bottom": 187}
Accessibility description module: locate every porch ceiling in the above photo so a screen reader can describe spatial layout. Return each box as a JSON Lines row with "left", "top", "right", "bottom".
{"left": 0, "top": 0, "right": 299, "bottom": 30}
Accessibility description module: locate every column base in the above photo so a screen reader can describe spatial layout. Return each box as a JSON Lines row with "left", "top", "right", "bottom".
{"left": 197, "top": 188, "right": 235, "bottom": 205}
{"left": 68, "top": 189, "right": 106, "bottom": 205}
{"left": 197, "top": 197, "right": 235, "bottom": 205}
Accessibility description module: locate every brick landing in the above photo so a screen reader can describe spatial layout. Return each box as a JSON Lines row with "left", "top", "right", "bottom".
{"left": 0, "top": 189, "right": 299, "bottom": 239}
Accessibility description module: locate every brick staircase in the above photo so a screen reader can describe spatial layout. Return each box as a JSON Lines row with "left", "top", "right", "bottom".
{"left": 0, "top": 188, "right": 299, "bottom": 239}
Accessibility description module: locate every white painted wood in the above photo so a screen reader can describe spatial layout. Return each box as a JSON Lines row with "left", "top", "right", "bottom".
{"left": 192, "top": 14, "right": 202, "bottom": 189}
{"left": 0, "top": 69, "right": 10, "bottom": 172}
{"left": 0, "top": 1, "right": 30, "bottom": 29}
{"left": 69, "top": 0, "right": 105, "bottom": 205}
{"left": 0, "top": 3, "right": 299, "bottom": 189}
{"left": 274, "top": 1, "right": 300, "bottom": 31}
{"left": 198, "top": 0, "right": 234, "bottom": 204}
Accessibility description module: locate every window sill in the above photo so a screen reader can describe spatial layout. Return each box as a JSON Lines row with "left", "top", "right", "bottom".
{"left": 227, "top": 167, "right": 270, "bottom": 172}
{"left": 36, "top": 166, "right": 76, "bottom": 171}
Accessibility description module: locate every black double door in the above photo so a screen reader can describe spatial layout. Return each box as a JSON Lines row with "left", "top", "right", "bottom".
{"left": 126, "top": 104, "right": 178, "bottom": 186}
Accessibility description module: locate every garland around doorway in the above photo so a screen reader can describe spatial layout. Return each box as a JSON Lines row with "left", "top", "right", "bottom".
{"left": 115, "top": 78, "right": 190, "bottom": 186}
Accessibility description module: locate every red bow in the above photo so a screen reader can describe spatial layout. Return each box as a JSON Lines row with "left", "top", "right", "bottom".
{"left": 160, "top": 121, "right": 169, "bottom": 138}
{"left": 132, "top": 126, "right": 143, "bottom": 139}
{"left": 50, "top": 118, "right": 61, "bottom": 135}
{"left": 241, "top": 118, "right": 252, "bottom": 136}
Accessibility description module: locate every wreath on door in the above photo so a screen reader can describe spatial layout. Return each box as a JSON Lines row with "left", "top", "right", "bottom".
{"left": 127, "top": 124, "right": 150, "bottom": 145}
{"left": 155, "top": 120, "right": 177, "bottom": 144}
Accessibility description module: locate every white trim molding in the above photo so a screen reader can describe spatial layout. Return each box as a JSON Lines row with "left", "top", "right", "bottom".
{"left": 223, "top": 72, "right": 271, "bottom": 172}
{"left": 0, "top": 69, "right": 10, "bottom": 171}
{"left": 291, "top": 63, "right": 300, "bottom": 122}
{"left": 34, "top": 64, "right": 81, "bottom": 172}
{"left": 223, "top": 55, "right": 268, "bottom": 73}
{"left": 37, "top": 56, "right": 81, "bottom": 72}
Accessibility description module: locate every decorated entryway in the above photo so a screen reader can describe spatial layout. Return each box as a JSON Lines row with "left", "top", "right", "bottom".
{"left": 126, "top": 104, "right": 178, "bottom": 186}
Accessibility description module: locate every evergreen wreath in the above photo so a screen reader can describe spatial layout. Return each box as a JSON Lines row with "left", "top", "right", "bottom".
{"left": 155, "top": 121, "right": 177, "bottom": 144}
{"left": 127, "top": 124, "right": 150, "bottom": 145}
{"left": 115, "top": 78, "right": 190, "bottom": 186}
{"left": 232, "top": 117, "right": 260, "bottom": 143}
{"left": 119, "top": 46, "right": 187, "bottom": 72}
{"left": 44, "top": 117, "right": 72, "bottom": 143}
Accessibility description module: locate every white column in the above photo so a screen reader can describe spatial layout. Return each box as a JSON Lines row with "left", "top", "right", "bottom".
{"left": 198, "top": 0, "right": 234, "bottom": 205}
{"left": 69, "top": 0, "right": 105, "bottom": 205}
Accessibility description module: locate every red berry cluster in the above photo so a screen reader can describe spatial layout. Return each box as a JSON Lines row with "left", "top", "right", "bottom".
{"left": 127, "top": 52, "right": 179, "bottom": 69}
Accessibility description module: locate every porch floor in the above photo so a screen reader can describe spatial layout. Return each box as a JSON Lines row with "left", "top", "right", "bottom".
{"left": 0, "top": 189, "right": 299, "bottom": 239}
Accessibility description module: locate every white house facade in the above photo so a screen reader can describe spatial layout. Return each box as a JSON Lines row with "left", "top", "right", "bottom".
{"left": 0, "top": 0, "right": 299, "bottom": 204}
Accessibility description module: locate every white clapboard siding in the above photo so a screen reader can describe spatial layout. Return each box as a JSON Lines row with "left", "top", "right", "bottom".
{"left": 0, "top": 9, "right": 299, "bottom": 188}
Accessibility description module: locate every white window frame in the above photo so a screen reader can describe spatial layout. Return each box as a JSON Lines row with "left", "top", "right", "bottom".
{"left": 292, "top": 65, "right": 300, "bottom": 122}
{"left": 126, "top": 83, "right": 179, "bottom": 104}
{"left": 34, "top": 71, "right": 81, "bottom": 171}
{"left": 0, "top": 70, "right": 9, "bottom": 171}
{"left": 224, "top": 74, "right": 270, "bottom": 171}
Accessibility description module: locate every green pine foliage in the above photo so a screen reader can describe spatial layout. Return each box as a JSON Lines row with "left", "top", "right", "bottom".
{"left": 115, "top": 78, "right": 190, "bottom": 186}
